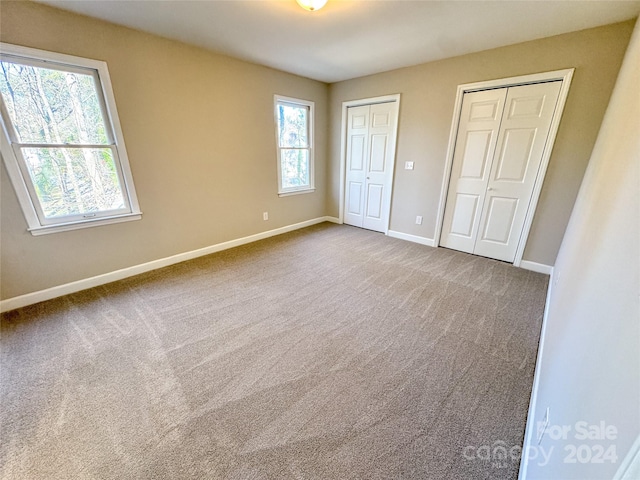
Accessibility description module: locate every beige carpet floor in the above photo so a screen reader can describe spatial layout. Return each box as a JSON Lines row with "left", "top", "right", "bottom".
{"left": 1, "top": 223, "right": 548, "bottom": 479}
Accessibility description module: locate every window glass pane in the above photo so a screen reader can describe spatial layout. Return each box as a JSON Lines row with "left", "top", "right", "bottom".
{"left": 0, "top": 61, "right": 108, "bottom": 145}
{"left": 277, "top": 103, "right": 308, "bottom": 148}
{"left": 281, "top": 149, "right": 310, "bottom": 189}
{"left": 22, "top": 147, "right": 125, "bottom": 218}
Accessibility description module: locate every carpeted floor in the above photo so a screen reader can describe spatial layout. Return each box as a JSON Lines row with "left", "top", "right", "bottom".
{"left": 0, "top": 223, "right": 548, "bottom": 479}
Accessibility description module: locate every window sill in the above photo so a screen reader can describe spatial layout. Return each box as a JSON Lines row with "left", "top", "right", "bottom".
{"left": 278, "top": 188, "right": 315, "bottom": 198}
{"left": 28, "top": 212, "right": 142, "bottom": 236}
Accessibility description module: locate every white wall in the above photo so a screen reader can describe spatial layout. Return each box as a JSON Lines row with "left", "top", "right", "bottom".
{"left": 521, "top": 18, "right": 639, "bottom": 480}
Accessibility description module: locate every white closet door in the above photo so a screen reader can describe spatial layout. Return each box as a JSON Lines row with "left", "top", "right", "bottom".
{"left": 474, "top": 81, "right": 562, "bottom": 262}
{"left": 344, "top": 105, "right": 369, "bottom": 228}
{"left": 344, "top": 102, "right": 398, "bottom": 233}
{"left": 362, "top": 102, "right": 396, "bottom": 232}
{"left": 440, "top": 88, "right": 507, "bottom": 253}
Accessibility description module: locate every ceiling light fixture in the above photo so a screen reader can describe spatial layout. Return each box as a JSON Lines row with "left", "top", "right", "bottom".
{"left": 295, "top": 0, "right": 328, "bottom": 12}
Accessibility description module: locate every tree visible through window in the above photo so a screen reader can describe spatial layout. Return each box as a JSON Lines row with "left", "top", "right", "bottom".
{"left": 0, "top": 44, "right": 140, "bottom": 234}
{"left": 275, "top": 96, "right": 314, "bottom": 195}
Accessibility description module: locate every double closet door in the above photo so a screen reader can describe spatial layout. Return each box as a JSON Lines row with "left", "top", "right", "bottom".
{"left": 344, "top": 102, "right": 398, "bottom": 233}
{"left": 440, "top": 81, "right": 562, "bottom": 262}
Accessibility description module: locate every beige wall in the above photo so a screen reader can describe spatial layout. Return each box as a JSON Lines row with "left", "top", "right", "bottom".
{"left": 328, "top": 21, "right": 634, "bottom": 266}
{"left": 0, "top": 1, "right": 328, "bottom": 300}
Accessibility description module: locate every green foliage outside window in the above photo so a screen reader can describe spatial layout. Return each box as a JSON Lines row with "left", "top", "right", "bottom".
{"left": 0, "top": 61, "right": 125, "bottom": 218}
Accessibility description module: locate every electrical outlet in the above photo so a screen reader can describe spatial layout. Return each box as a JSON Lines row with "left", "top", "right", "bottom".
{"left": 537, "top": 407, "right": 550, "bottom": 444}
{"left": 405, "top": 161, "right": 414, "bottom": 170}
{"left": 263, "top": 212, "right": 269, "bottom": 221}
{"left": 416, "top": 215, "right": 423, "bottom": 225}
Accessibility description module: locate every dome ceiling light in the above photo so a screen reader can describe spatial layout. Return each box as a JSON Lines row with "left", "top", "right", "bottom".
{"left": 295, "top": 0, "right": 328, "bottom": 12}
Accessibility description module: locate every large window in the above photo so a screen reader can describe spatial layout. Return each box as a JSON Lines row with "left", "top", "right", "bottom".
{"left": 0, "top": 43, "right": 141, "bottom": 235}
{"left": 275, "top": 95, "right": 314, "bottom": 196}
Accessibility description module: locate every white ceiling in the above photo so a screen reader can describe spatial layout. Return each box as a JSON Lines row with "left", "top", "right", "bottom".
{"left": 38, "top": 0, "right": 640, "bottom": 83}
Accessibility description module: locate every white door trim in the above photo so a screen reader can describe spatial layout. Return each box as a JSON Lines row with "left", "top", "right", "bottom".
{"left": 434, "top": 69, "right": 574, "bottom": 266}
{"left": 339, "top": 94, "right": 401, "bottom": 233}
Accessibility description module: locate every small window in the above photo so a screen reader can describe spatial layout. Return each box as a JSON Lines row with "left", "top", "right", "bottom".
{"left": 0, "top": 43, "right": 141, "bottom": 235}
{"left": 275, "top": 95, "right": 315, "bottom": 196}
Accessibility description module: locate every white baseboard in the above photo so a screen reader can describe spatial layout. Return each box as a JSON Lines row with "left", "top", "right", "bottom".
{"left": 0, "top": 216, "right": 335, "bottom": 313}
{"left": 519, "top": 260, "right": 553, "bottom": 275}
{"left": 324, "top": 216, "right": 341, "bottom": 224}
{"left": 387, "top": 230, "right": 436, "bottom": 247}
{"left": 385, "top": 234, "right": 552, "bottom": 275}
{"left": 518, "top": 266, "right": 555, "bottom": 480}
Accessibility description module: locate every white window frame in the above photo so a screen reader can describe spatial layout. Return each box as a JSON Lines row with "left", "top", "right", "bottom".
{"left": 0, "top": 43, "right": 142, "bottom": 235}
{"left": 274, "top": 95, "right": 315, "bottom": 196}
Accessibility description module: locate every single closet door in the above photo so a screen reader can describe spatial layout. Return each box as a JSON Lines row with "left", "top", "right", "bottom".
{"left": 344, "top": 102, "right": 397, "bottom": 233}
{"left": 440, "top": 81, "right": 562, "bottom": 262}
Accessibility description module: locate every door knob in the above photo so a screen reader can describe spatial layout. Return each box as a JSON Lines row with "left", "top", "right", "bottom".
{"left": 487, "top": 187, "right": 494, "bottom": 191}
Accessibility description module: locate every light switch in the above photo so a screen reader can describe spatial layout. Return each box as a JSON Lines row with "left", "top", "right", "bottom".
{"left": 405, "top": 161, "right": 414, "bottom": 170}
